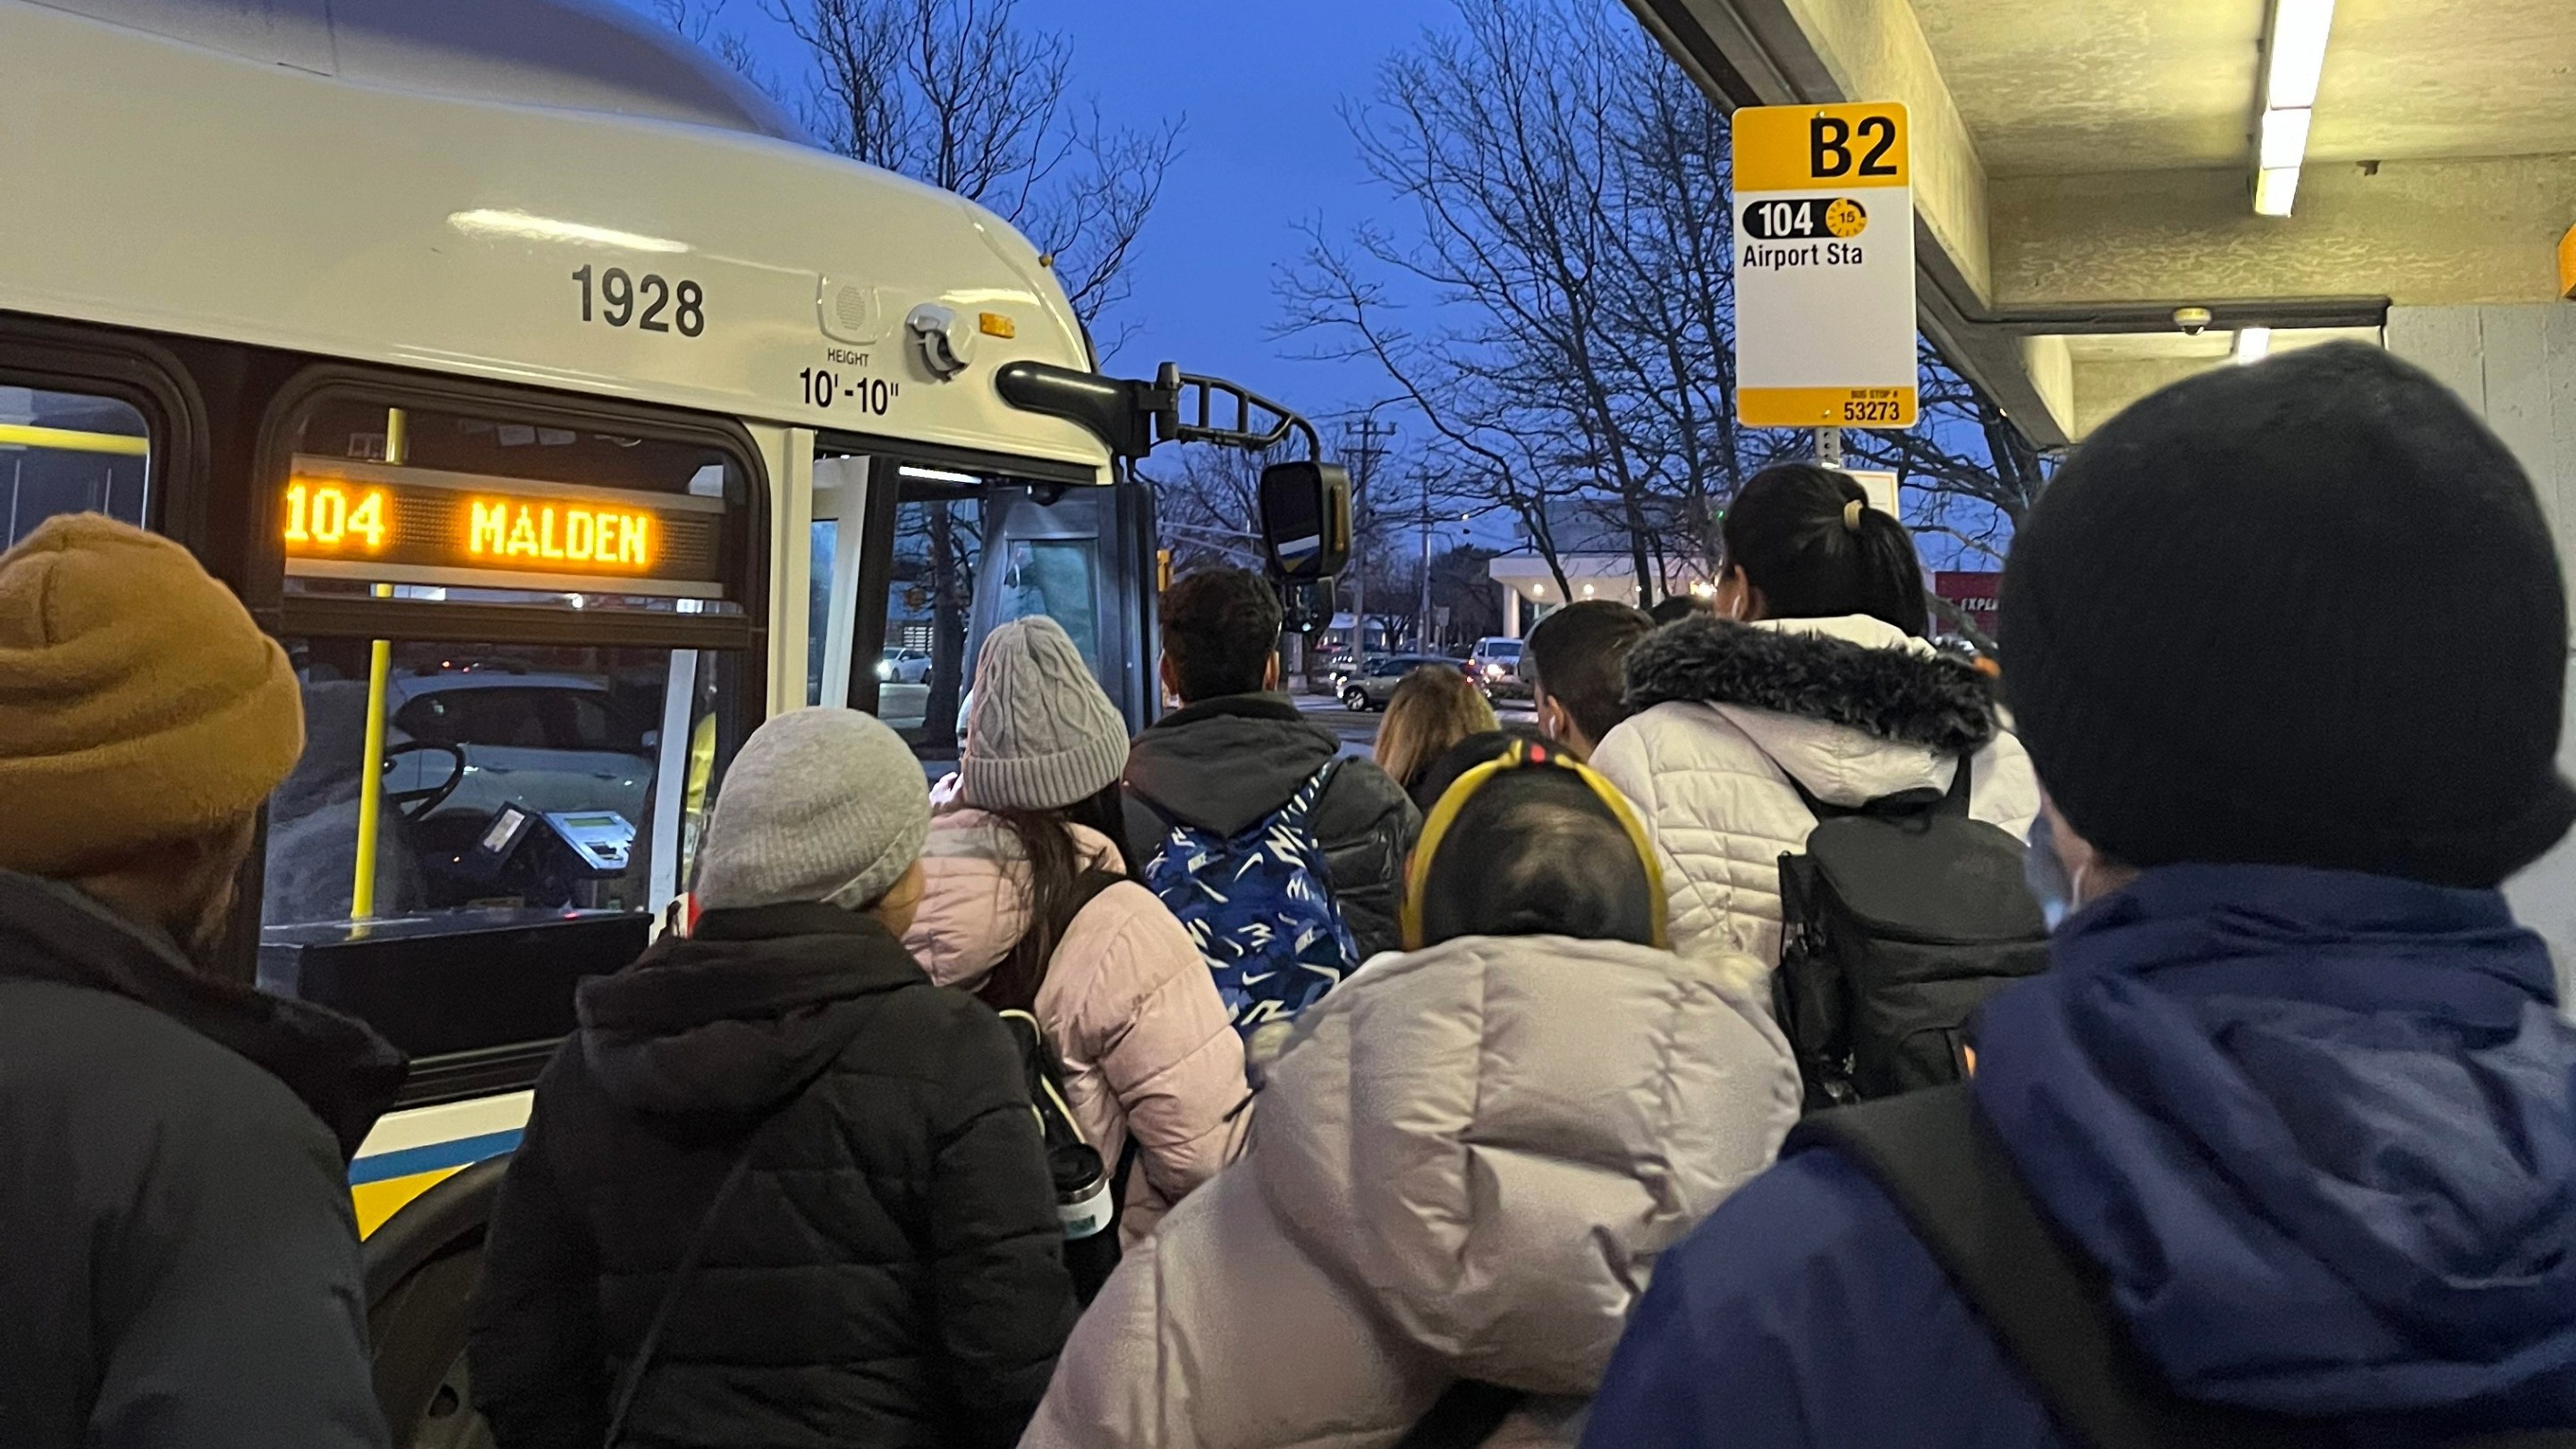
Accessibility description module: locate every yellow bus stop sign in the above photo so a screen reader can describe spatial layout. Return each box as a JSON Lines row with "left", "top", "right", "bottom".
{"left": 1733, "top": 102, "right": 1919, "bottom": 429}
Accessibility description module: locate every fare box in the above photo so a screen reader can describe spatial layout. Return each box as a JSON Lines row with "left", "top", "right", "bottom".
{"left": 1733, "top": 102, "right": 1919, "bottom": 429}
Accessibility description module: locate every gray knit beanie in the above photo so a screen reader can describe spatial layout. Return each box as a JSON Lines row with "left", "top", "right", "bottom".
{"left": 693, "top": 708, "right": 928, "bottom": 911}
{"left": 959, "top": 615, "right": 1131, "bottom": 811}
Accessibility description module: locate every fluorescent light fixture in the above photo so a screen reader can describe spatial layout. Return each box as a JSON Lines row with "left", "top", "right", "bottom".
{"left": 2265, "top": 0, "right": 2336, "bottom": 110}
{"left": 896, "top": 465, "right": 983, "bottom": 485}
{"left": 2233, "top": 326, "right": 2274, "bottom": 365}
{"left": 2258, "top": 107, "right": 2312, "bottom": 169}
{"left": 2254, "top": 166, "right": 2302, "bottom": 216}
{"left": 448, "top": 209, "right": 690, "bottom": 254}
{"left": 2250, "top": 0, "right": 2334, "bottom": 216}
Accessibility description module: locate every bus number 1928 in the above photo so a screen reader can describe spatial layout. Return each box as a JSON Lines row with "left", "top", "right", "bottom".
{"left": 572, "top": 267, "right": 705, "bottom": 337}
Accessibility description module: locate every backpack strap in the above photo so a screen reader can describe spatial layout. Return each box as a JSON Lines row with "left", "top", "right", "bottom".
{"left": 1391, "top": 1379, "right": 1523, "bottom": 1449}
{"left": 601, "top": 1132, "right": 764, "bottom": 1446}
{"left": 1109, "top": 1129, "right": 1142, "bottom": 1208}
{"left": 1049, "top": 868, "right": 1131, "bottom": 942}
{"left": 1788, "top": 1087, "right": 2325, "bottom": 1449}
{"left": 1284, "top": 757, "right": 1345, "bottom": 821}
{"left": 1778, "top": 751, "right": 1974, "bottom": 824}
{"left": 1943, "top": 749, "right": 1975, "bottom": 814}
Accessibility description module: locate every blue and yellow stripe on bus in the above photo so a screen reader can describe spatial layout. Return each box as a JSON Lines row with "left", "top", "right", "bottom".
{"left": 349, "top": 1090, "right": 533, "bottom": 1237}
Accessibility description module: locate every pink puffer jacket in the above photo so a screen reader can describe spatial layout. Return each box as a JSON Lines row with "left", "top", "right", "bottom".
{"left": 904, "top": 808, "right": 1251, "bottom": 1245}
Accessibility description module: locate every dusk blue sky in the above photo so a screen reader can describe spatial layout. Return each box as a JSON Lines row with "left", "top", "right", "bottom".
{"left": 626, "top": 0, "right": 1463, "bottom": 421}
{"left": 614, "top": 0, "right": 1997, "bottom": 569}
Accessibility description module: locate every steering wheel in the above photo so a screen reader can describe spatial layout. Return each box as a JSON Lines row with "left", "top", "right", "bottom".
{"left": 381, "top": 741, "right": 469, "bottom": 823}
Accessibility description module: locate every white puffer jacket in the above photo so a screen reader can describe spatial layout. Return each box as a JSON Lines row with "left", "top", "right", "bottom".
{"left": 1591, "top": 614, "right": 2040, "bottom": 974}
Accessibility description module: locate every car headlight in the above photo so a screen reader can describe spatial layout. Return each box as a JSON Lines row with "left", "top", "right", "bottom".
{"left": 876, "top": 661, "right": 893, "bottom": 681}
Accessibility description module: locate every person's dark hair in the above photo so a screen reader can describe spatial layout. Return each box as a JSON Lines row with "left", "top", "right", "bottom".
{"left": 1723, "top": 463, "right": 1929, "bottom": 636}
{"left": 1410, "top": 727, "right": 1543, "bottom": 818}
{"left": 1159, "top": 568, "right": 1284, "bottom": 702}
{"left": 1648, "top": 595, "right": 1705, "bottom": 627}
{"left": 975, "top": 781, "right": 1134, "bottom": 1013}
{"left": 1524, "top": 601, "right": 1655, "bottom": 745}
{"left": 1417, "top": 767, "right": 1657, "bottom": 948}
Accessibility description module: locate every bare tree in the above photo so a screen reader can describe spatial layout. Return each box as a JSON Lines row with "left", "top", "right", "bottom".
{"left": 762, "top": 0, "right": 1181, "bottom": 350}
{"left": 1846, "top": 342, "right": 2052, "bottom": 567}
{"left": 1284, "top": 0, "right": 2049, "bottom": 598}
{"left": 1278, "top": 0, "right": 1743, "bottom": 602}
{"left": 652, "top": 0, "right": 774, "bottom": 89}
{"left": 1141, "top": 442, "right": 1275, "bottom": 576}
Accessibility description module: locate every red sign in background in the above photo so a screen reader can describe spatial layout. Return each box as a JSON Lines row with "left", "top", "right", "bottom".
{"left": 1934, "top": 571, "right": 2000, "bottom": 631}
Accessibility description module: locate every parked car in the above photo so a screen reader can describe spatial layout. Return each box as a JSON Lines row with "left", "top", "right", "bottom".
{"left": 1469, "top": 636, "right": 1527, "bottom": 699}
{"left": 876, "top": 646, "right": 932, "bottom": 683}
{"left": 1341, "top": 654, "right": 1465, "bottom": 712}
{"left": 1327, "top": 652, "right": 1387, "bottom": 695}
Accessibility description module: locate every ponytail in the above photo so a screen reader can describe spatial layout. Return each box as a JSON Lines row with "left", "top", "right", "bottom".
{"left": 1850, "top": 505, "right": 1930, "bottom": 636}
{"left": 1720, "top": 463, "right": 1929, "bottom": 636}
{"left": 975, "top": 781, "right": 1136, "bottom": 1014}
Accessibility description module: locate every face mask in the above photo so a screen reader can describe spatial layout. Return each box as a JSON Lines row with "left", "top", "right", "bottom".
{"left": 2021, "top": 807, "right": 2073, "bottom": 930}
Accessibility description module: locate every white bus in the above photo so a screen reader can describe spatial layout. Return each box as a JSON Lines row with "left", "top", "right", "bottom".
{"left": 1, "top": 1, "right": 1338, "bottom": 1437}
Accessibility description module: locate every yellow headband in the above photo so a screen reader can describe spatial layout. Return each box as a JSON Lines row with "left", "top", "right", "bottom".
{"left": 1399, "top": 738, "right": 1667, "bottom": 951}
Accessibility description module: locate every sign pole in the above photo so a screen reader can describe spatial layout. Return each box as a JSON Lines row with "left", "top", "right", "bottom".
{"left": 1815, "top": 426, "right": 1843, "bottom": 469}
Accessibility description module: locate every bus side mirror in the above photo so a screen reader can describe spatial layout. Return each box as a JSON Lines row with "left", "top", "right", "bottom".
{"left": 1280, "top": 579, "right": 1336, "bottom": 637}
{"left": 1259, "top": 461, "right": 1352, "bottom": 582}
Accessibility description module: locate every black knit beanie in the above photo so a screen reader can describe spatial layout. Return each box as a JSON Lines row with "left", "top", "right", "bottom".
{"left": 2002, "top": 342, "right": 2573, "bottom": 888}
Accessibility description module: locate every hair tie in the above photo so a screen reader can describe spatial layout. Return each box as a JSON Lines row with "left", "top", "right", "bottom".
{"left": 1842, "top": 498, "right": 1865, "bottom": 532}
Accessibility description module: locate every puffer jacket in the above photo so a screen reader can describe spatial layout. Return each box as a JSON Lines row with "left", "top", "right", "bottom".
{"left": 467, "top": 903, "right": 1074, "bottom": 1449}
{"left": 1019, "top": 933, "right": 1802, "bottom": 1449}
{"left": 0, "top": 870, "right": 405, "bottom": 1449}
{"left": 905, "top": 809, "right": 1252, "bottom": 1245}
{"left": 1584, "top": 865, "right": 2576, "bottom": 1448}
{"left": 1592, "top": 614, "right": 2040, "bottom": 972}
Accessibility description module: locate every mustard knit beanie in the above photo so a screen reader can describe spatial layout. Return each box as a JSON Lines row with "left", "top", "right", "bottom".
{"left": 0, "top": 513, "right": 303, "bottom": 874}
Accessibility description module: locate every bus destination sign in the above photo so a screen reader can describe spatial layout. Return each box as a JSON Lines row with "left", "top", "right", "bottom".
{"left": 279, "top": 459, "right": 727, "bottom": 598}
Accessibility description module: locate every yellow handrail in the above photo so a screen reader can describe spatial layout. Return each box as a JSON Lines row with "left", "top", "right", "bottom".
{"left": 350, "top": 409, "right": 405, "bottom": 919}
{"left": 0, "top": 423, "right": 149, "bottom": 456}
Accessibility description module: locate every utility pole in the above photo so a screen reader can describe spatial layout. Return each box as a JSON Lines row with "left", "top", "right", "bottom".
{"left": 1343, "top": 412, "right": 1394, "bottom": 652}
{"left": 1415, "top": 468, "right": 1436, "bottom": 651}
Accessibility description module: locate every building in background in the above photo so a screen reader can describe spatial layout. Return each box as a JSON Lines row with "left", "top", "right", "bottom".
{"left": 1486, "top": 497, "right": 1718, "bottom": 635}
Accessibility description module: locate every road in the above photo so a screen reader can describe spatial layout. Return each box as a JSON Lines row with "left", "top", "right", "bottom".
{"left": 1292, "top": 691, "right": 1538, "bottom": 758}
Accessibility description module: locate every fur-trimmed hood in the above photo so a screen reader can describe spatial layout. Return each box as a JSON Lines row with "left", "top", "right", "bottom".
{"left": 1591, "top": 614, "right": 2041, "bottom": 968}
{"left": 1627, "top": 614, "right": 1998, "bottom": 756}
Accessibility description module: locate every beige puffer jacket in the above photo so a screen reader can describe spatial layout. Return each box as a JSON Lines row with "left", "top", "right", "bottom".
{"left": 904, "top": 808, "right": 1250, "bottom": 1246}
{"left": 1020, "top": 932, "right": 1801, "bottom": 1449}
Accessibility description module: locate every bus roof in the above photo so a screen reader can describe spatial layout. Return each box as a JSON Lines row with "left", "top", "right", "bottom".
{"left": 33, "top": 0, "right": 806, "bottom": 142}
{"left": 1, "top": 0, "right": 1111, "bottom": 475}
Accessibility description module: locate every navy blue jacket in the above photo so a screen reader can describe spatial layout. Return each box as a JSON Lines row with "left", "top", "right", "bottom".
{"left": 1585, "top": 865, "right": 2576, "bottom": 1448}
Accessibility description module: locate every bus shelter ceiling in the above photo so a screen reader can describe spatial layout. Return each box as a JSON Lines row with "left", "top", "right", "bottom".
{"left": 1626, "top": 0, "right": 2576, "bottom": 445}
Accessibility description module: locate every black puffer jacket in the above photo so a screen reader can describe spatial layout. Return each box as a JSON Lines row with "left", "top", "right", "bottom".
{"left": 1123, "top": 693, "right": 1420, "bottom": 957}
{"left": 467, "top": 904, "right": 1076, "bottom": 1449}
{"left": 0, "top": 869, "right": 406, "bottom": 1449}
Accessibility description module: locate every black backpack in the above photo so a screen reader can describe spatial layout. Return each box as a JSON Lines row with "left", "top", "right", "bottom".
{"left": 1797, "top": 1087, "right": 2576, "bottom": 1449}
{"left": 987, "top": 868, "right": 1139, "bottom": 1302}
{"left": 1772, "top": 753, "right": 2050, "bottom": 1108}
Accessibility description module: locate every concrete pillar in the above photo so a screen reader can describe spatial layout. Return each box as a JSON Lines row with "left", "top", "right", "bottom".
{"left": 2388, "top": 304, "right": 2576, "bottom": 1000}
{"left": 1503, "top": 587, "right": 1521, "bottom": 639}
